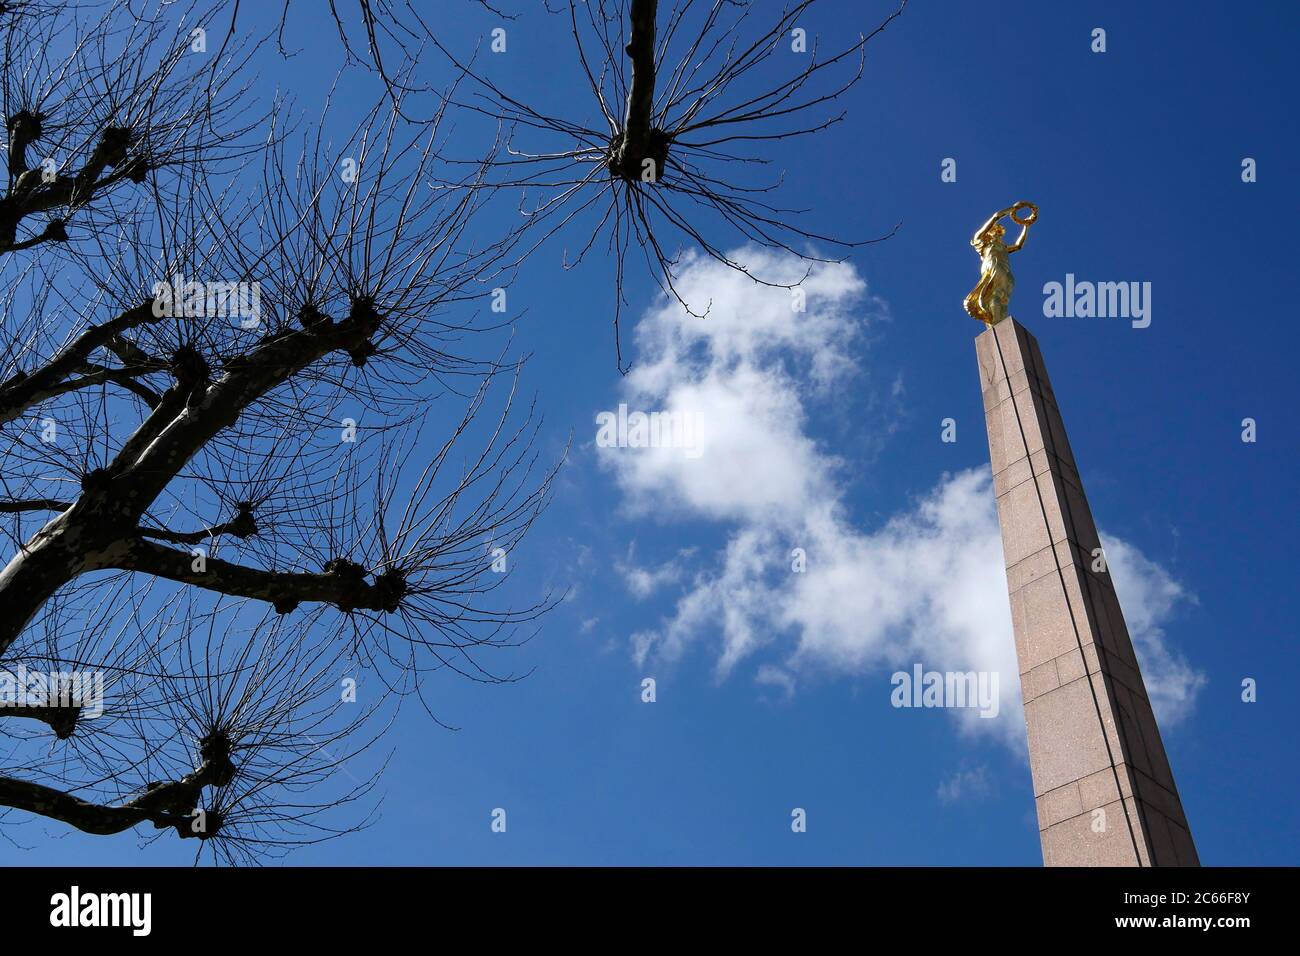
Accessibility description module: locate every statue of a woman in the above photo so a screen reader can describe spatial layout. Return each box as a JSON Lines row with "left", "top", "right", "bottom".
{"left": 964, "top": 201, "right": 1037, "bottom": 326}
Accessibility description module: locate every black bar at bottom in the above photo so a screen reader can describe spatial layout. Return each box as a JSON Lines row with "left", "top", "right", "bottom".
{"left": 0, "top": 866, "right": 1286, "bottom": 940}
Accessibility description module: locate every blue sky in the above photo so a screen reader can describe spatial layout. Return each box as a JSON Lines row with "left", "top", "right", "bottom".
{"left": 11, "top": 0, "right": 1298, "bottom": 866}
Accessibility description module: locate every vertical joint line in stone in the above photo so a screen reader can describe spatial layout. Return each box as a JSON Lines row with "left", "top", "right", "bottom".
{"left": 1019, "top": 333, "right": 1164, "bottom": 865}
{"left": 990, "top": 325, "right": 1147, "bottom": 866}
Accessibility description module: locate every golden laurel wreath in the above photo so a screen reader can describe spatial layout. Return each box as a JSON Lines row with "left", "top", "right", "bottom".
{"left": 1010, "top": 201, "right": 1039, "bottom": 226}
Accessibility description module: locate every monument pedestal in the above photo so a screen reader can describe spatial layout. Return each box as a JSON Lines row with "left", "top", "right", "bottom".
{"left": 977, "top": 319, "right": 1198, "bottom": 866}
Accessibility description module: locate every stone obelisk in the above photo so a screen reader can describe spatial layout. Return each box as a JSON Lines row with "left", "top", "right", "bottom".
{"left": 967, "top": 203, "right": 1198, "bottom": 866}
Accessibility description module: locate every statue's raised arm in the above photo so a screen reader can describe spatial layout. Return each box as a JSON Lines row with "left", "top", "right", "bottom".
{"left": 972, "top": 205, "right": 1018, "bottom": 246}
{"left": 1005, "top": 201, "right": 1037, "bottom": 253}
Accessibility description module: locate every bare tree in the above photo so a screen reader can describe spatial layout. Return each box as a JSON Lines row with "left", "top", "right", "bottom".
{"left": 0, "top": 0, "right": 899, "bottom": 862}
{"left": 430, "top": 0, "right": 905, "bottom": 369}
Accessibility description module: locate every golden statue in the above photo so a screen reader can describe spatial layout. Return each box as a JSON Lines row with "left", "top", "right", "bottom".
{"left": 964, "top": 201, "right": 1038, "bottom": 326}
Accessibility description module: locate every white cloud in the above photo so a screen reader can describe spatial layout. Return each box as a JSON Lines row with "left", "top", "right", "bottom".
{"left": 615, "top": 542, "right": 692, "bottom": 599}
{"left": 755, "top": 664, "right": 796, "bottom": 701}
{"left": 1100, "top": 536, "right": 1206, "bottom": 726}
{"left": 597, "top": 247, "right": 869, "bottom": 526}
{"left": 603, "top": 249, "right": 1204, "bottom": 748}
{"left": 937, "top": 764, "right": 993, "bottom": 804}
